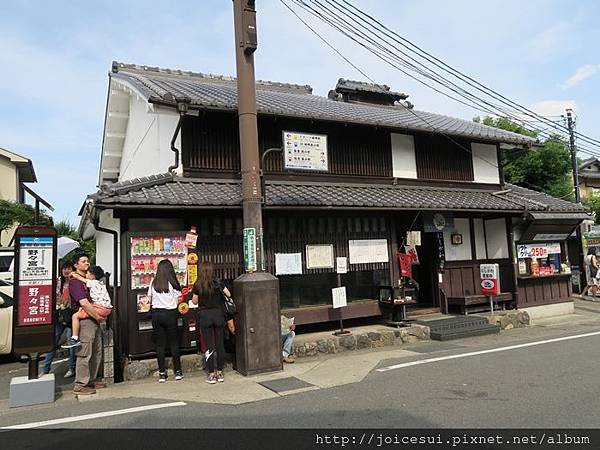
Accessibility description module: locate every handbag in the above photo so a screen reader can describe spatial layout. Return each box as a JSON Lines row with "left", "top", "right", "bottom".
{"left": 222, "top": 290, "right": 237, "bottom": 316}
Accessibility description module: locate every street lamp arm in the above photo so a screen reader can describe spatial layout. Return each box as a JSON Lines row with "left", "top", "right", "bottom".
{"left": 260, "top": 147, "right": 283, "bottom": 204}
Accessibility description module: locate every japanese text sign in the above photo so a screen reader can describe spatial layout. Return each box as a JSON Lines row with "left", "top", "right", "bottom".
{"left": 480, "top": 263, "right": 500, "bottom": 296}
{"left": 17, "top": 236, "right": 55, "bottom": 326}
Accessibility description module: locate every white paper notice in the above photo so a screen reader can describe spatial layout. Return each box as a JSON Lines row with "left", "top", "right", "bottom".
{"left": 332, "top": 286, "right": 347, "bottom": 309}
{"left": 348, "top": 239, "right": 389, "bottom": 264}
{"left": 336, "top": 257, "right": 348, "bottom": 274}
{"left": 306, "top": 244, "right": 334, "bottom": 269}
{"left": 275, "top": 253, "right": 303, "bottom": 275}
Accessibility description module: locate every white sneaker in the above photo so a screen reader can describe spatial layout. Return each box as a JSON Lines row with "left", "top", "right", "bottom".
{"left": 64, "top": 369, "right": 75, "bottom": 378}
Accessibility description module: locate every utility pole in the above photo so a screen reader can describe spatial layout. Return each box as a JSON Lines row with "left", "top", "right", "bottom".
{"left": 567, "top": 109, "right": 581, "bottom": 203}
{"left": 232, "top": 0, "right": 281, "bottom": 376}
{"left": 566, "top": 108, "right": 585, "bottom": 292}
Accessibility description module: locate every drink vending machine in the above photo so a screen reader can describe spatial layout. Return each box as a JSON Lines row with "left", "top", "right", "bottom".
{"left": 124, "top": 231, "right": 199, "bottom": 357}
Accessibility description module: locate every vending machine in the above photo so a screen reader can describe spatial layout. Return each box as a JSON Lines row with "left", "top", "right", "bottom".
{"left": 124, "top": 231, "right": 199, "bottom": 357}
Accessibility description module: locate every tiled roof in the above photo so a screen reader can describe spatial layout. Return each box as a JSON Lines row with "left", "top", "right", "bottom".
{"left": 90, "top": 174, "right": 587, "bottom": 214}
{"left": 110, "top": 62, "right": 536, "bottom": 145}
{"left": 334, "top": 78, "right": 408, "bottom": 100}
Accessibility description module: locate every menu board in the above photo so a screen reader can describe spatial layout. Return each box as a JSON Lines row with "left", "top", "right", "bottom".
{"left": 283, "top": 131, "right": 328, "bottom": 172}
{"left": 517, "top": 243, "right": 561, "bottom": 259}
{"left": 130, "top": 235, "right": 187, "bottom": 290}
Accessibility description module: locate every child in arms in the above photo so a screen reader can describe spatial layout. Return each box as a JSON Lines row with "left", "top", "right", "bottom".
{"left": 62, "top": 266, "right": 112, "bottom": 348}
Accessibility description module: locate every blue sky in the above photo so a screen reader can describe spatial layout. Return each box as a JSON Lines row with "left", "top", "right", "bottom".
{"left": 1, "top": 0, "right": 599, "bottom": 224}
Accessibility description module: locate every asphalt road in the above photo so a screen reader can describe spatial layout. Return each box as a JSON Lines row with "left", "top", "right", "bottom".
{"left": 2, "top": 320, "right": 600, "bottom": 429}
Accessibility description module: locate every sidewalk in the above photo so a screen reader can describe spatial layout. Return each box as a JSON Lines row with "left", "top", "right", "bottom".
{"left": 3, "top": 299, "right": 599, "bottom": 412}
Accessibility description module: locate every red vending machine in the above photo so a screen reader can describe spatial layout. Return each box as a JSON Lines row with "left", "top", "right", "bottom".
{"left": 125, "top": 231, "right": 198, "bottom": 357}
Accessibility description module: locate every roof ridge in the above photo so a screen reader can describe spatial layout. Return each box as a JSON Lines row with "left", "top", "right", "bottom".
{"left": 96, "top": 173, "right": 174, "bottom": 197}
{"left": 112, "top": 61, "right": 313, "bottom": 94}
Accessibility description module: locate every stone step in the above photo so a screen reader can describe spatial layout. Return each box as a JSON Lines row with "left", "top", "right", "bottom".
{"left": 430, "top": 323, "right": 500, "bottom": 341}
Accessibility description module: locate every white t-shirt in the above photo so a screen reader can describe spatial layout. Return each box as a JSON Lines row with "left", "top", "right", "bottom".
{"left": 85, "top": 279, "right": 113, "bottom": 309}
{"left": 147, "top": 282, "right": 180, "bottom": 310}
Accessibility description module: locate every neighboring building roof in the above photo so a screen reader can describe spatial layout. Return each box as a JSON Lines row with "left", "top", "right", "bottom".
{"left": 109, "top": 62, "right": 537, "bottom": 146}
{"left": 0, "top": 147, "right": 36, "bottom": 183}
{"left": 84, "top": 173, "right": 588, "bottom": 215}
{"left": 580, "top": 157, "right": 599, "bottom": 171}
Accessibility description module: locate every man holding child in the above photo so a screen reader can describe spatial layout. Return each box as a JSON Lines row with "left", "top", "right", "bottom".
{"left": 69, "top": 254, "right": 106, "bottom": 395}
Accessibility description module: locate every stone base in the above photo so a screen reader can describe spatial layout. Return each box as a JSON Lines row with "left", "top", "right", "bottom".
{"left": 522, "top": 302, "right": 575, "bottom": 321}
{"left": 9, "top": 374, "right": 55, "bottom": 408}
{"left": 485, "top": 310, "right": 530, "bottom": 330}
{"left": 294, "top": 324, "right": 430, "bottom": 359}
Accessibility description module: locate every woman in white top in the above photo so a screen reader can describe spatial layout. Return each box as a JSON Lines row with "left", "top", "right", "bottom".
{"left": 148, "top": 259, "right": 182, "bottom": 382}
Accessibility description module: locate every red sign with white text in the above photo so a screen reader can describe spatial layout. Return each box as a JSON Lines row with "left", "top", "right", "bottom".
{"left": 17, "top": 284, "right": 53, "bottom": 326}
{"left": 480, "top": 263, "right": 500, "bottom": 296}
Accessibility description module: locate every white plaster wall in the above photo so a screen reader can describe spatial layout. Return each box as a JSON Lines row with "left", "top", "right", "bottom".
{"left": 485, "top": 218, "right": 509, "bottom": 259}
{"left": 473, "top": 218, "right": 487, "bottom": 259}
{"left": 471, "top": 143, "right": 500, "bottom": 184}
{"left": 119, "top": 99, "right": 181, "bottom": 181}
{"left": 444, "top": 218, "right": 472, "bottom": 261}
{"left": 95, "top": 209, "right": 121, "bottom": 285}
{"left": 391, "top": 133, "right": 417, "bottom": 179}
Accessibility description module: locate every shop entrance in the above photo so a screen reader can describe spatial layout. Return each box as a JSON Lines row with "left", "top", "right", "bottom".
{"left": 408, "top": 231, "right": 439, "bottom": 309}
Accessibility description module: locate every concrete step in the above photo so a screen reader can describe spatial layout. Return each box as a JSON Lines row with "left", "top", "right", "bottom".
{"left": 416, "top": 315, "right": 500, "bottom": 341}
{"left": 430, "top": 324, "right": 500, "bottom": 341}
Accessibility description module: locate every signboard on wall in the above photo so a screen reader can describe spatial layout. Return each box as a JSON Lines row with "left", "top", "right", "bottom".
{"left": 306, "top": 244, "right": 334, "bottom": 269}
{"left": 348, "top": 239, "right": 389, "bottom": 264}
{"left": 517, "top": 243, "right": 561, "bottom": 259}
{"left": 275, "top": 253, "right": 303, "bottom": 275}
{"left": 480, "top": 263, "right": 500, "bottom": 296}
{"left": 283, "top": 131, "right": 328, "bottom": 172}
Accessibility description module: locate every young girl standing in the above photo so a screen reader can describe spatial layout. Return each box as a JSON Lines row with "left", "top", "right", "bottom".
{"left": 148, "top": 259, "right": 183, "bottom": 382}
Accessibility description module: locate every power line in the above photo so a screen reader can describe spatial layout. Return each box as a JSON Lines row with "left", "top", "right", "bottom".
{"left": 295, "top": 0, "right": 600, "bottom": 153}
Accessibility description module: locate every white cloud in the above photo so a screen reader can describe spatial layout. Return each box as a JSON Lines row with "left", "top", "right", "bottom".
{"left": 528, "top": 99, "right": 577, "bottom": 117}
{"left": 562, "top": 64, "right": 600, "bottom": 89}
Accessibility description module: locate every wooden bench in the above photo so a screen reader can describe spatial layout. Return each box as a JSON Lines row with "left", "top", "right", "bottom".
{"left": 446, "top": 292, "right": 514, "bottom": 315}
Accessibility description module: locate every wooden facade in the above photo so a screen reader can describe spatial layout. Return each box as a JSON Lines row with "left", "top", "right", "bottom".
{"left": 182, "top": 113, "right": 481, "bottom": 182}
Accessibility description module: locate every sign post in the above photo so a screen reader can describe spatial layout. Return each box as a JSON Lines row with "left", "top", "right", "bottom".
{"left": 10, "top": 225, "right": 57, "bottom": 408}
{"left": 333, "top": 257, "right": 351, "bottom": 336}
{"left": 480, "top": 263, "right": 500, "bottom": 315}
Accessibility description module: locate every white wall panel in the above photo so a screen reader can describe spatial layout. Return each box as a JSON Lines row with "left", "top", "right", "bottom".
{"left": 391, "top": 133, "right": 417, "bottom": 179}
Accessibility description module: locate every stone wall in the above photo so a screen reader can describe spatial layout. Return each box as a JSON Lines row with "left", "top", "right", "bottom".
{"left": 486, "top": 310, "right": 530, "bottom": 330}
{"left": 293, "top": 324, "right": 430, "bottom": 359}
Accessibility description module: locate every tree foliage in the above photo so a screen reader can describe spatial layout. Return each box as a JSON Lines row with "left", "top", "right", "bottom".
{"left": 0, "top": 199, "right": 53, "bottom": 237}
{"left": 54, "top": 220, "right": 96, "bottom": 263}
{"left": 474, "top": 116, "right": 574, "bottom": 200}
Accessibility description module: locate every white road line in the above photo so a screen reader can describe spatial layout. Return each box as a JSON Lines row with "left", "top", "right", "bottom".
{"left": 377, "top": 330, "right": 600, "bottom": 372}
{"left": 1, "top": 401, "right": 187, "bottom": 429}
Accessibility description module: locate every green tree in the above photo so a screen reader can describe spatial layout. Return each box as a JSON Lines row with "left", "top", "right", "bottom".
{"left": 0, "top": 199, "right": 53, "bottom": 237}
{"left": 54, "top": 219, "right": 96, "bottom": 263}
{"left": 584, "top": 196, "right": 600, "bottom": 224}
{"left": 474, "top": 116, "right": 574, "bottom": 200}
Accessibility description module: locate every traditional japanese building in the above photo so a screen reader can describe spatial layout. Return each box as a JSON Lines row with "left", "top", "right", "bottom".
{"left": 80, "top": 62, "right": 590, "bottom": 358}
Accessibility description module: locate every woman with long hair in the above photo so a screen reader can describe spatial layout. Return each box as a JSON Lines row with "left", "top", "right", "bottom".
{"left": 148, "top": 259, "right": 183, "bottom": 383}
{"left": 192, "top": 261, "right": 231, "bottom": 384}
{"left": 42, "top": 261, "right": 76, "bottom": 376}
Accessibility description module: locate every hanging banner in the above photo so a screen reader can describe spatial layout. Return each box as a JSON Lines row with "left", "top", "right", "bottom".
{"left": 187, "top": 252, "right": 198, "bottom": 286}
